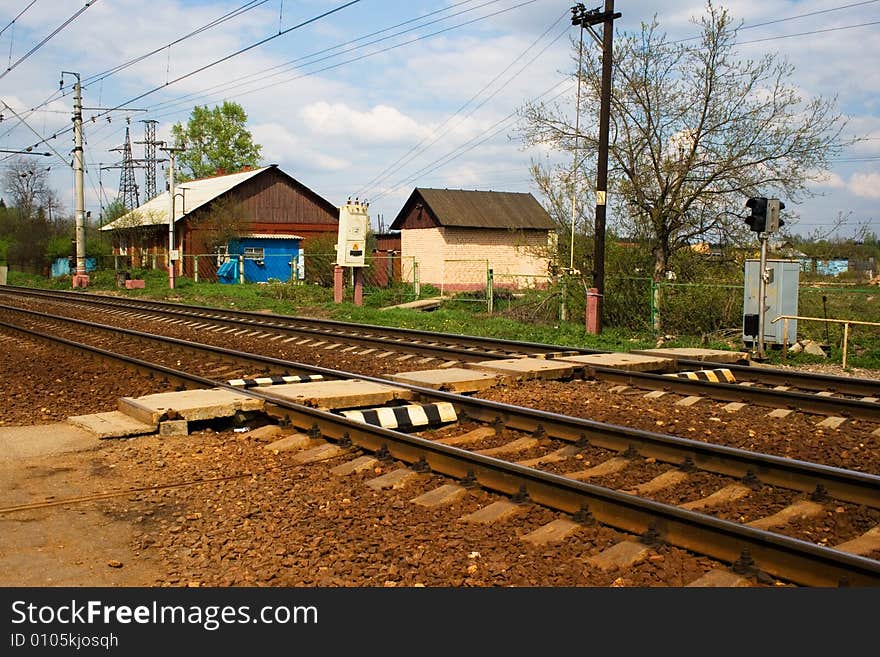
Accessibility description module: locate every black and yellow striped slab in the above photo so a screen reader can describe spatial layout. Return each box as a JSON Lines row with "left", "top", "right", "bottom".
{"left": 663, "top": 369, "right": 735, "bottom": 383}
{"left": 227, "top": 374, "right": 325, "bottom": 388}
{"left": 339, "top": 402, "right": 457, "bottom": 431}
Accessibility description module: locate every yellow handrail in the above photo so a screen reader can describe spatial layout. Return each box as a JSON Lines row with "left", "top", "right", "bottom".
{"left": 771, "top": 314, "right": 880, "bottom": 369}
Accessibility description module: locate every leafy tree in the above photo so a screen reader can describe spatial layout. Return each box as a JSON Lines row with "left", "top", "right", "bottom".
{"left": 518, "top": 2, "right": 850, "bottom": 285}
{"left": 190, "top": 196, "right": 247, "bottom": 252}
{"left": 171, "top": 101, "right": 263, "bottom": 181}
{"left": 101, "top": 198, "right": 129, "bottom": 227}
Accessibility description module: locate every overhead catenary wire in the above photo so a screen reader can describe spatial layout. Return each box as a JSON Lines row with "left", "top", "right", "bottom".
{"left": 3, "top": 0, "right": 363, "bottom": 159}
{"left": 138, "top": 0, "right": 541, "bottom": 126}
{"left": 77, "top": 0, "right": 272, "bottom": 89}
{"left": 0, "top": 0, "right": 99, "bottom": 81}
{"left": 0, "top": 0, "right": 38, "bottom": 40}
{"left": 11, "top": 2, "right": 874, "bottom": 159}
{"left": 137, "top": 0, "right": 501, "bottom": 117}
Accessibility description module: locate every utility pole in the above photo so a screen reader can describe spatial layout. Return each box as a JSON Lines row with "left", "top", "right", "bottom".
{"left": 159, "top": 143, "right": 186, "bottom": 289}
{"left": 571, "top": 2, "right": 620, "bottom": 333}
{"left": 63, "top": 71, "right": 89, "bottom": 288}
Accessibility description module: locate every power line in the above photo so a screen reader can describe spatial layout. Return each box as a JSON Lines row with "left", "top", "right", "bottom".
{"left": 740, "top": 0, "right": 879, "bottom": 31}
{"left": 737, "top": 20, "right": 880, "bottom": 45}
{"left": 142, "top": 0, "right": 541, "bottom": 126}
{"left": 0, "top": 1, "right": 99, "bottom": 81}
{"left": 0, "top": 1, "right": 38, "bottom": 39}
{"left": 97, "top": 1, "right": 362, "bottom": 117}
{"left": 370, "top": 80, "right": 573, "bottom": 202}
{"left": 4, "top": 0, "right": 362, "bottom": 157}
{"left": 670, "top": 1, "right": 880, "bottom": 44}
{"left": 79, "top": 0, "right": 272, "bottom": 88}
{"left": 138, "top": 0, "right": 499, "bottom": 117}
{"left": 357, "top": 10, "right": 569, "bottom": 197}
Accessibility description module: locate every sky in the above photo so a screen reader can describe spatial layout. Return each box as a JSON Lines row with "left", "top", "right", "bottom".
{"left": 0, "top": 0, "right": 878, "bottom": 241}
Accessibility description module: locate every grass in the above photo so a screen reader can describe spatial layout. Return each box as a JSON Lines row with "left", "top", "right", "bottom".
{"left": 7, "top": 269, "right": 878, "bottom": 371}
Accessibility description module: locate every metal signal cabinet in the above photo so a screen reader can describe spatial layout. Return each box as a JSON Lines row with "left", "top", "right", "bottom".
{"left": 742, "top": 259, "right": 799, "bottom": 346}
{"left": 336, "top": 200, "right": 369, "bottom": 267}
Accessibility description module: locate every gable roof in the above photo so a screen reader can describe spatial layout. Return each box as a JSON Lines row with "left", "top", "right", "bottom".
{"left": 389, "top": 188, "right": 554, "bottom": 231}
{"left": 101, "top": 165, "right": 337, "bottom": 231}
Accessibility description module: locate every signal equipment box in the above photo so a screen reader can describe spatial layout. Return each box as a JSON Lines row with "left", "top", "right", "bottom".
{"left": 742, "top": 259, "right": 799, "bottom": 346}
{"left": 336, "top": 200, "right": 369, "bottom": 267}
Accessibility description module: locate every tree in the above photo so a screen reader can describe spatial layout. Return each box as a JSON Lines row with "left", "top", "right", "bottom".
{"left": 171, "top": 101, "right": 263, "bottom": 181}
{"left": 1, "top": 158, "right": 59, "bottom": 270}
{"left": 518, "top": 2, "right": 850, "bottom": 285}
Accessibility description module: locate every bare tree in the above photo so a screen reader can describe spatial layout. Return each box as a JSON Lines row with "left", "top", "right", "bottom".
{"left": 518, "top": 2, "right": 851, "bottom": 283}
{"left": 2, "top": 158, "right": 49, "bottom": 221}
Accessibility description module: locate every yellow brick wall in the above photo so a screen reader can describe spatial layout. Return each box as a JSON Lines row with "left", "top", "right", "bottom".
{"left": 401, "top": 227, "right": 551, "bottom": 290}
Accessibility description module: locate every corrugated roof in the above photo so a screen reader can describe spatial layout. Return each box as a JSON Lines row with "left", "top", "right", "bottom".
{"left": 389, "top": 188, "right": 554, "bottom": 231}
{"left": 239, "top": 233, "right": 304, "bottom": 240}
{"left": 101, "top": 166, "right": 271, "bottom": 231}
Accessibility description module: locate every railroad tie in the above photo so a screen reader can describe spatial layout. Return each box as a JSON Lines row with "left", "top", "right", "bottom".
{"left": 340, "top": 402, "right": 457, "bottom": 431}
{"left": 227, "top": 374, "right": 325, "bottom": 388}
{"left": 663, "top": 368, "right": 735, "bottom": 383}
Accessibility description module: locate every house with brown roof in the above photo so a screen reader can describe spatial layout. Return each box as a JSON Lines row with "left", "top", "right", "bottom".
{"left": 389, "top": 188, "right": 555, "bottom": 291}
{"left": 101, "top": 165, "right": 338, "bottom": 282}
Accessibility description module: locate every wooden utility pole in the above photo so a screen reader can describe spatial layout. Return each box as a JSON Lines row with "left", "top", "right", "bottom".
{"left": 571, "top": 2, "right": 620, "bottom": 333}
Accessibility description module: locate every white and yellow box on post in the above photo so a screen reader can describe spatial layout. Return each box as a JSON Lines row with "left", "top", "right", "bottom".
{"left": 336, "top": 199, "right": 369, "bottom": 268}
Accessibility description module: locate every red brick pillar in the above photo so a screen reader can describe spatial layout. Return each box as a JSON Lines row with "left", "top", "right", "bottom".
{"left": 334, "top": 266, "right": 344, "bottom": 303}
{"left": 585, "top": 287, "right": 602, "bottom": 335}
{"left": 353, "top": 267, "right": 363, "bottom": 306}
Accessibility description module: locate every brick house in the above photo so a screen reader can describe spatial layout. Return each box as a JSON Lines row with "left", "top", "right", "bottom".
{"left": 101, "top": 165, "right": 338, "bottom": 281}
{"left": 388, "top": 188, "right": 554, "bottom": 291}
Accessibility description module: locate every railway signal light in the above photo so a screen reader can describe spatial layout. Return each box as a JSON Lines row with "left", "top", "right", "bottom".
{"left": 745, "top": 197, "right": 767, "bottom": 232}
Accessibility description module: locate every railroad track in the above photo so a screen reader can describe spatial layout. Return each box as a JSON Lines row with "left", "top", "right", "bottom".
{"left": 2, "top": 287, "right": 879, "bottom": 422}
{"left": 2, "top": 306, "right": 879, "bottom": 587}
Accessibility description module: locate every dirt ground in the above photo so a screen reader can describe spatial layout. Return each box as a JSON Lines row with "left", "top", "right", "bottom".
{"left": 2, "top": 321, "right": 877, "bottom": 587}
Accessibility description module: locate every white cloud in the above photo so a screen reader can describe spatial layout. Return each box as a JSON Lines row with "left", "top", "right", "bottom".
{"left": 848, "top": 172, "right": 880, "bottom": 199}
{"left": 299, "top": 102, "right": 429, "bottom": 144}
{"left": 810, "top": 170, "right": 846, "bottom": 189}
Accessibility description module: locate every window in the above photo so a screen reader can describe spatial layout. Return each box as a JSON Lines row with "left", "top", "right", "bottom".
{"left": 244, "top": 246, "right": 265, "bottom": 265}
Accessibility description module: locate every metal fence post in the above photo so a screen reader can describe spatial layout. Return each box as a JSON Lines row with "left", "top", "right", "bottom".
{"left": 843, "top": 322, "right": 850, "bottom": 369}
{"left": 649, "top": 279, "right": 657, "bottom": 331}
{"left": 414, "top": 260, "right": 420, "bottom": 297}
{"left": 487, "top": 267, "right": 494, "bottom": 314}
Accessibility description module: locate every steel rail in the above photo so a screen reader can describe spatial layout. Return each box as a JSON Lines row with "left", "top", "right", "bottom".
{"left": 583, "top": 366, "right": 880, "bottom": 421}
{"left": 4, "top": 307, "right": 879, "bottom": 510}
{"left": 2, "top": 287, "right": 878, "bottom": 402}
{"left": 4, "top": 318, "right": 879, "bottom": 586}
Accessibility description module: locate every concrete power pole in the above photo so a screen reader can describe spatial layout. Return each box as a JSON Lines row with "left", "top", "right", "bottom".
{"left": 64, "top": 71, "right": 89, "bottom": 288}
{"left": 159, "top": 143, "right": 185, "bottom": 289}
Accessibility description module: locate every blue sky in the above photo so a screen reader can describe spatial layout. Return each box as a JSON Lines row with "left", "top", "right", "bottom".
{"left": 1, "top": 0, "right": 878, "bottom": 239}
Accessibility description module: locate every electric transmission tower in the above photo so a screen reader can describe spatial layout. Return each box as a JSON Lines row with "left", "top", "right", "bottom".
{"left": 136, "top": 119, "right": 161, "bottom": 200}
{"left": 111, "top": 127, "right": 140, "bottom": 210}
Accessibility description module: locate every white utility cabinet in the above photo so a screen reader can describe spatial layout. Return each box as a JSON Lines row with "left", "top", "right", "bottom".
{"left": 742, "top": 258, "right": 799, "bottom": 345}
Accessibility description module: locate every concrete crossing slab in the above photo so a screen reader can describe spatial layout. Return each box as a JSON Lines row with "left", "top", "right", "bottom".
{"left": 466, "top": 357, "right": 577, "bottom": 381}
{"left": 260, "top": 379, "right": 414, "bottom": 410}
{"left": 118, "top": 388, "right": 264, "bottom": 425}
{"left": 555, "top": 352, "right": 674, "bottom": 372}
{"left": 68, "top": 410, "right": 156, "bottom": 439}
{"left": 389, "top": 367, "right": 504, "bottom": 393}
{"left": 631, "top": 347, "right": 750, "bottom": 364}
